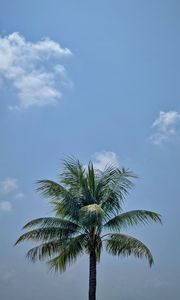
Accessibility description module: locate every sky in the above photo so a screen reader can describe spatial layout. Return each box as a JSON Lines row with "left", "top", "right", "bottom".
{"left": 0, "top": 0, "right": 180, "bottom": 299}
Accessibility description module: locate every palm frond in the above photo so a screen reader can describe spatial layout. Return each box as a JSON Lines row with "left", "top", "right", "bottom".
{"left": 37, "top": 179, "right": 83, "bottom": 220}
{"left": 48, "top": 234, "right": 87, "bottom": 272}
{"left": 104, "top": 210, "right": 162, "bottom": 231}
{"left": 61, "top": 157, "right": 95, "bottom": 206}
{"left": 99, "top": 168, "right": 135, "bottom": 203}
{"left": 96, "top": 167, "right": 136, "bottom": 218}
{"left": 87, "top": 161, "right": 96, "bottom": 197}
{"left": 26, "top": 240, "right": 63, "bottom": 262}
{"left": 61, "top": 156, "right": 85, "bottom": 189}
{"left": 23, "top": 217, "right": 80, "bottom": 231}
{"left": 15, "top": 227, "right": 76, "bottom": 245}
{"left": 95, "top": 165, "right": 120, "bottom": 198}
{"left": 105, "top": 233, "right": 154, "bottom": 266}
{"left": 36, "top": 180, "right": 70, "bottom": 200}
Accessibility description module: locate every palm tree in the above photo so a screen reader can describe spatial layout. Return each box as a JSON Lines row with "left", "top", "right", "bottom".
{"left": 15, "top": 158, "right": 161, "bottom": 300}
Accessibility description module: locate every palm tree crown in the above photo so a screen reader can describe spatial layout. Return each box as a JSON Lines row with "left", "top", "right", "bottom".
{"left": 15, "top": 157, "right": 161, "bottom": 300}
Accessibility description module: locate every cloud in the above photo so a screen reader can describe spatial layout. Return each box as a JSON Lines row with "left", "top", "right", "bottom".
{"left": 15, "top": 192, "right": 24, "bottom": 199}
{"left": 150, "top": 111, "right": 180, "bottom": 145}
{"left": 0, "top": 32, "right": 72, "bottom": 110}
{"left": 0, "top": 178, "right": 24, "bottom": 213}
{"left": 0, "top": 177, "right": 18, "bottom": 193}
{"left": 91, "top": 151, "right": 119, "bottom": 171}
{"left": 0, "top": 201, "right": 12, "bottom": 212}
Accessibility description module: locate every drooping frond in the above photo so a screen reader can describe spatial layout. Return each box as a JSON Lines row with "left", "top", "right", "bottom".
{"left": 15, "top": 227, "right": 76, "bottom": 245}
{"left": 48, "top": 234, "right": 88, "bottom": 272}
{"left": 105, "top": 233, "right": 154, "bottom": 266}
{"left": 22, "top": 217, "right": 80, "bottom": 231}
{"left": 104, "top": 210, "right": 162, "bottom": 231}
{"left": 26, "top": 240, "right": 63, "bottom": 262}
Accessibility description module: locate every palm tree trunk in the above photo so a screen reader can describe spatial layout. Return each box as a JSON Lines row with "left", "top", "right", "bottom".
{"left": 88, "top": 249, "right": 97, "bottom": 300}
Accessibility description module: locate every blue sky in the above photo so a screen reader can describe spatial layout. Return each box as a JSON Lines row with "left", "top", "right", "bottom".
{"left": 0, "top": 1, "right": 180, "bottom": 299}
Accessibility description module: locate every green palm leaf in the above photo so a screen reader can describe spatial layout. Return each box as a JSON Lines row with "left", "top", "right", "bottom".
{"left": 106, "top": 233, "right": 154, "bottom": 266}
{"left": 48, "top": 234, "right": 87, "bottom": 272}
{"left": 15, "top": 227, "right": 76, "bottom": 244}
{"left": 37, "top": 180, "right": 83, "bottom": 220}
{"left": 61, "top": 157, "right": 95, "bottom": 205}
{"left": 97, "top": 167, "right": 136, "bottom": 217}
{"left": 36, "top": 180, "right": 69, "bottom": 200}
{"left": 26, "top": 240, "right": 63, "bottom": 262}
{"left": 104, "top": 210, "right": 162, "bottom": 231}
{"left": 87, "top": 162, "right": 96, "bottom": 197}
{"left": 23, "top": 217, "right": 79, "bottom": 231}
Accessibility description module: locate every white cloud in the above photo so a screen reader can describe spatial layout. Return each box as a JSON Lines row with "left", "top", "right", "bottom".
{"left": 150, "top": 111, "right": 180, "bottom": 145}
{"left": 0, "top": 32, "right": 72, "bottom": 110}
{"left": 91, "top": 151, "right": 119, "bottom": 171}
{"left": 0, "top": 177, "right": 24, "bottom": 213}
{"left": 0, "top": 177, "right": 18, "bottom": 193}
{"left": 15, "top": 192, "right": 24, "bottom": 199}
{"left": 0, "top": 201, "right": 12, "bottom": 212}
